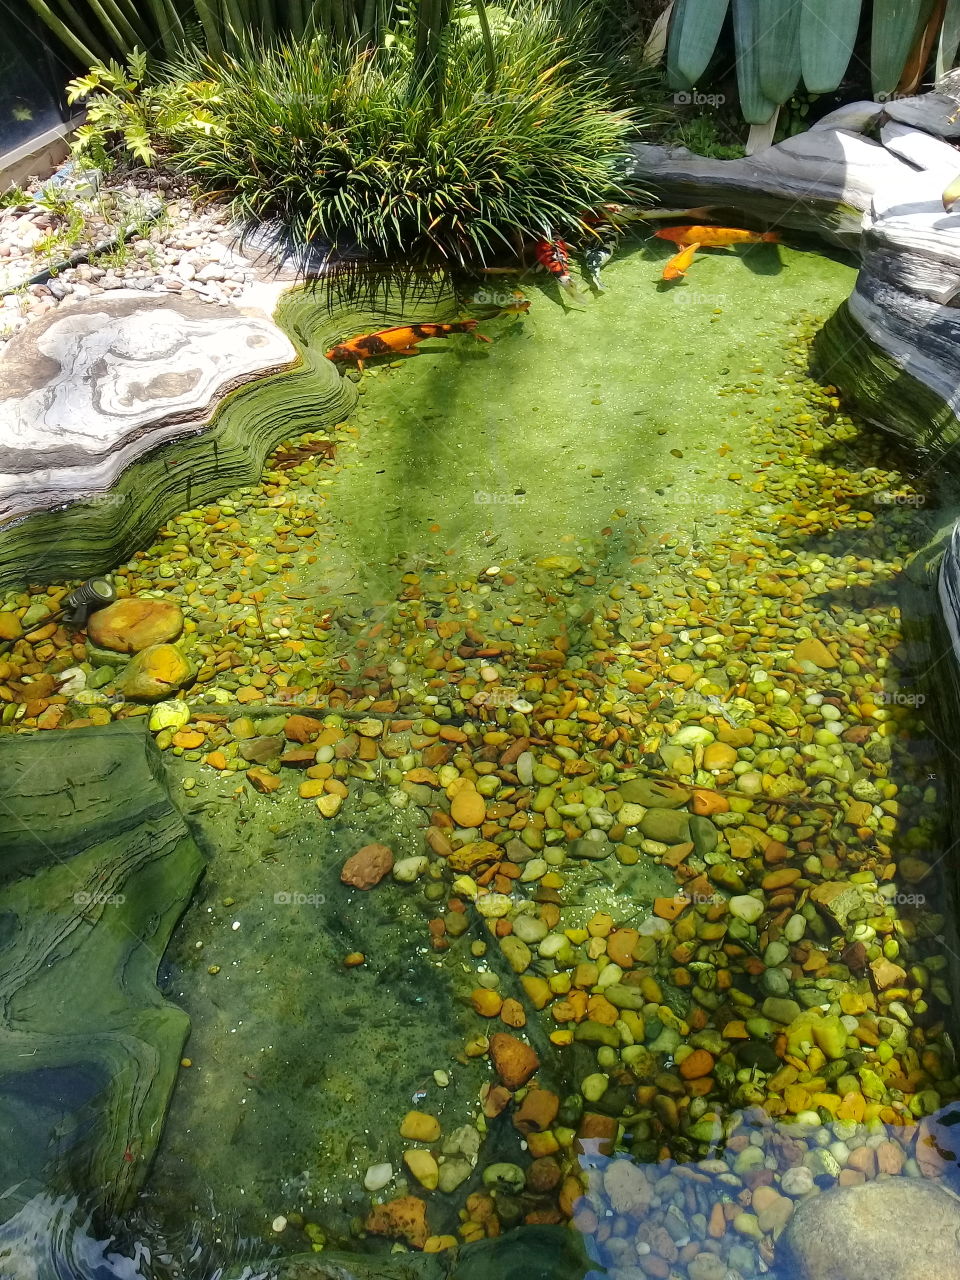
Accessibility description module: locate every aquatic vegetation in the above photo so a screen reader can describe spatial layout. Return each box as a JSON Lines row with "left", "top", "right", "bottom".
{"left": 162, "top": 12, "right": 639, "bottom": 264}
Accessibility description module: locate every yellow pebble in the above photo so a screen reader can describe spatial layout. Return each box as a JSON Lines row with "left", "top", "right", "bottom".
{"left": 399, "top": 1111, "right": 441, "bottom": 1142}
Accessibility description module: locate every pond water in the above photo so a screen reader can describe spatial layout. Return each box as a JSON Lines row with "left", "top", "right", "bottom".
{"left": 3, "top": 235, "right": 960, "bottom": 1280}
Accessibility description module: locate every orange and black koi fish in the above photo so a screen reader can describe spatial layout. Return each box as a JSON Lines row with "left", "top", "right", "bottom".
{"left": 326, "top": 320, "right": 488, "bottom": 369}
{"left": 655, "top": 225, "right": 780, "bottom": 248}
{"left": 662, "top": 241, "right": 701, "bottom": 281}
{"left": 534, "top": 237, "right": 584, "bottom": 301}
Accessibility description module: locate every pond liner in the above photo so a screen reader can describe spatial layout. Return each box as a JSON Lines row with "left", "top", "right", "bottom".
{"left": 0, "top": 718, "right": 204, "bottom": 1224}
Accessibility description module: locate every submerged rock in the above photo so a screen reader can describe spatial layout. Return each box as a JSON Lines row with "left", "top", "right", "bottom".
{"left": 778, "top": 1179, "right": 960, "bottom": 1279}
{"left": 87, "top": 598, "right": 183, "bottom": 653}
{"left": 119, "top": 643, "right": 193, "bottom": 701}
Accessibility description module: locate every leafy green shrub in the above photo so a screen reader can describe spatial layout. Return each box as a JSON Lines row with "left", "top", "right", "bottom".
{"left": 163, "top": 8, "right": 639, "bottom": 265}
{"left": 67, "top": 50, "right": 223, "bottom": 168}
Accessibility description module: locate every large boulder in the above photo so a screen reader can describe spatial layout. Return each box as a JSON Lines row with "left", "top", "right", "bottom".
{"left": 777, "top": 1178, "right": 960, "bottom": 1279}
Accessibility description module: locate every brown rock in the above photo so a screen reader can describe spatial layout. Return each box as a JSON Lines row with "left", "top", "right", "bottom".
{"left": 341, "top": 843, "right": 394, "bottom": 889}
{"left": 869, "top": 955, "right": 906, "bottom": 991}
{"left": 489, "top": 1032, "right": 539, "bottom": 1089}
{"left": 88, "top": 598, "right": 183, "bottom": 653}
{"left": 283, "top": 714, "right": 324, "bottom": 742}
{"left": 607, "top": 928, "right": 640, "bottom": 968}
{"left": 875, "top": 1140, "right": 904, "bottom": 1176}
{"left": 365, "top": 1196, "right": 428, "bottom": 1249}
{"left": 246, "top": 766, "right": 281, "bottom": 793}
{"left": 575, "top": 1111, "right": 618, "bottom": 1156}
{"left": 792, "top": 638, "right": 838, "bottom": 670}
{"left": 526, "top": 1156, "right": 562, "bottom": 1193}
{"left": 845, "top": 1146, "right": 876, "bottom": 1178}
{"left": 451, "top": 786, "right": 486, "bottom": 828}
{"left": 513, "top": 1087, "right": 560, "bottom": 1134}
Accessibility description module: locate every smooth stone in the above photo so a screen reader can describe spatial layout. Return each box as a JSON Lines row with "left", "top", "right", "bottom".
{"left": 119, "top": 644, "right": 194, "bottom": 702}
{"left": 364, "top": 1162, "right": 393, "bottom": 1192}
{"left": 639, "top": 808, "right": 691, "bottom": 844}
{"left": 87, "top": 598, "right": 184, "bottom": 653}
{"left": 567, "top": 837, "right": 609, "bottom": 860}
{"left": 778, "top": 1178, "right": 960, "bottom": 1278}
{"left": 729, "top": 894, "right": 764, "bottom": 924}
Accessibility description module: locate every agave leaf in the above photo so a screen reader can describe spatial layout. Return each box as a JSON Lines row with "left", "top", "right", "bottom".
{"left": 732, "top": 0, "right": 778, "bottom": 123}
{"left": 757, "top": 0, "right": 801, "bottom": 103}
{"left": 871, "top": 0, "right": 932, "bottom": 98}
{"left": 938, "top": 0, "right": 960, "bottom": 75}
{"left": 800, "top": 0, "right": 861, "bottom": 92}
{"left": 666, "top": 0, "right": 729, "bottom": 90}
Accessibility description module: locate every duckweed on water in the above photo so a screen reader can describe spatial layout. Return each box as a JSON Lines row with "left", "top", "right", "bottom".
{"left": 1, "top": 267, "right": 958, "bottom": 1278}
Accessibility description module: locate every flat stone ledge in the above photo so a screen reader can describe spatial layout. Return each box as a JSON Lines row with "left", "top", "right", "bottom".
{"left": 0, "top": 287, "right": 295, "bottom": 524}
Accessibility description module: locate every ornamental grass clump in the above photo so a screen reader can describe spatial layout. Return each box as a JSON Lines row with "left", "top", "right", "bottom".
{"left": 166, "top": 10, "right": 637, "bottom": 265}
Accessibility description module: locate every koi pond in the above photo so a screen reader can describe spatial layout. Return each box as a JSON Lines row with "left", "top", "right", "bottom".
{"left": 3, "top": 234, "right": 960, "bottom": 1280}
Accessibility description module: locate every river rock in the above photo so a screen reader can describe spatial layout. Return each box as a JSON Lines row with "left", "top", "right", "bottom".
{"left": 87, "top": 598, "right": 184, "bottom": 653}
{"left": 640, "top": 808, "right": 691, "bottom": 844}
{"left": 119, "top": 643, "right": 194, "bottom": 701}
{"left": 341, "top": 843, "right": 394, "bottom": 889}
{"left": 778, "top": 1178, "right": 960, "bottom": 1278}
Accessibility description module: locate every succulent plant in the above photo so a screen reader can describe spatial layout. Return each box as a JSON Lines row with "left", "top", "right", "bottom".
{"left": 667, "top": 0, "right": 950, "bottom": 125}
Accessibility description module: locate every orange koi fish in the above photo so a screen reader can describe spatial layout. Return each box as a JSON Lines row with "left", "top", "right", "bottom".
{"left": 655, "top": 225, "right": 780, "bottom": 248}
{"left": 326, "top": 320, "right": 487, "bottom": 369}
{"left": 662, "top": 241, "right": 701, "bottom": 281}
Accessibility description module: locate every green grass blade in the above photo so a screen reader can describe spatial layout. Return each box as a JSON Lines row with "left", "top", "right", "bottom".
{"left": 666, "top": 0, "right": 729, "bottom": 89}
{"left": 757, "top": 0, "right": 801, "bottom": 103}
{"left": 800, "top": 0, "right": 861, "bottom": 92}
{"left": 732, "top": 0, "right": 778, "bottom": 123}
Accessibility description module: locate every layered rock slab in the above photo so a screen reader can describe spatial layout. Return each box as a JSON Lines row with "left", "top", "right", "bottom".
{"left": 0, "top": 289, "right": 296, "bottom": 524}
{"left": 0, "top": 720, "right": 203, "bottom": 1220}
